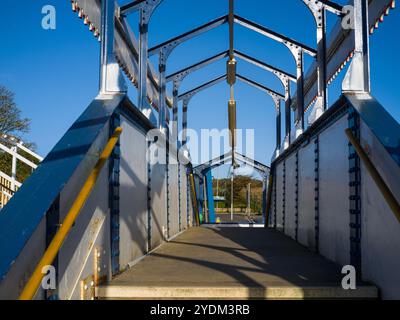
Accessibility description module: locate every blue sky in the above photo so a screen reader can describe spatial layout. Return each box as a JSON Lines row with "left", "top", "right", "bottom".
{"left": 0, "top": 0, "right": 399, "bottom": 171}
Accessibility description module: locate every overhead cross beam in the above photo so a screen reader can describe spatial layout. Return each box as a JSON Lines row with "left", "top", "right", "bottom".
{"left": 194, "top": 151, "right": 270, "bottom": 176}
{"left": 166, "top": 51, "right": 229, "bottom": 83}
{"left": 236, "top": 74, "right": 284, "bottom": 100}
{"left": 233, "top": 15, "right": 317, "bottom": 57}
{"left": 317, "top": 0, "right": 343, "bottom": 15}
{"left": 178, "top": 75, "right": 227, "bottom": 102}
{"left": 233, "top": 50, "right": 296, "bottom": 82}
{"left": 148, "top": 15, "right": 229, "bottom": 57}
{"left": 236, "top": 74, "right": 284, "bottom": 157}
{"left": 233, "top": 14, "right": 316, "bottom": 138}
{"left": 120, "top": 0, "right": 153, "bottom": 16}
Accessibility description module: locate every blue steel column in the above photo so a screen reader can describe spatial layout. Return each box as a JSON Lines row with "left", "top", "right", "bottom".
{"left": 314, "top": 137, "right": 320, "bottom": 252}
{"left": 348, "top": 109, "right": 362, "bottom": 276}
{"left": 204, "top": 169, "right": 216, "bottom": 223}
{"left": 295, "top": 152, "right": 299, "bottom": 241}
{"left": 109, "top": 112, "right": 121, "bottom": 275}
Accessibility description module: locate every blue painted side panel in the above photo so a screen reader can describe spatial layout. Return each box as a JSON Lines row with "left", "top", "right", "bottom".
{"left": 0, "top": 95, "right": 125, "bottom": 279}
{"left": 205, "top": 169, "right": 215, "bottom": 223}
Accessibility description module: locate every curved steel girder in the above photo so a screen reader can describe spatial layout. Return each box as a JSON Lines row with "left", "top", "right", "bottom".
{"left": 166, "top": 51, "right": 229, "bottom": 84}
{"left": 166, "top": 49, "right": 295, "bottom": 94}
{"left": 121, "top": 0, "right": 164, "bottom": 25}
{"left": 178, "top": 72, "right": 284, "bottom": 110}
{"left": 178, "top": 75, "right": 227, "bottom": 102}
{"left": 194, "top": 151, "right": 269, "bottom": 176}
{"left": 233, "top": 15, "right": 317, "bottom": 57}
{"left": 233, "top": 50, "right": 296, "bottom": 83}
{"left": 121, "top": 0, "right": 162, "bottom": 18}
{"left": 148, "top": 15, "right": 229, "bottom": 59}
{"left": 236, "top": 74, "right": 284, "bottom": 102}
{"left": 305, "top": 0, "right": 343, "bottom": 17}
{"left": 121, "top": 0, "right": 147, "bottom": 15}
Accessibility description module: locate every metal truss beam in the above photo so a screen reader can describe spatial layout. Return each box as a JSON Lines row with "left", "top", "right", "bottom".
{"left": 291, "top": 0, "right": 390, "bottom": 113}
{"left": 178, "top": 75, "right": 227, "bottom": 102}
{"left": 120, "top": 0, "right": 151, "bottom": 16}
{"left": 233, "top": 15, "right": 317, "bottom": 57}
{"left": 166, "top": 51, "right": 229, "bottom": 83}
{"left": 233, "top": 50, "right": 296, "bottom": 83}
{"left": 194, "top": 151, "right": 269, "bottom": 176}
{"left": 317, "top": 0, "right": 343, "bottom": 15}
{"left": 236, "top": 74, "right": 284, "bottom": 100}
{"left": 148, "top": 15, "right": 229, "bottom": 57}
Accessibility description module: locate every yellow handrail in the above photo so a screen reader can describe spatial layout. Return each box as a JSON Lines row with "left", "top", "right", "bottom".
{"left": 19, "top": 127, "right": 123, "bottom": 300}
{"left": 265, "top": 172, "right": 274, "bottom": 227}
{"left": 345, "top": 128, "right": 400, "bottom": 223}
{"left": 189, "top": 173, "right": 200, "bottom": 226}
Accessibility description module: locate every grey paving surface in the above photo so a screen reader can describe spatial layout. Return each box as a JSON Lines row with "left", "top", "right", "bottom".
{"left": 110, "top": 226, "right": 350, "bottom": 288}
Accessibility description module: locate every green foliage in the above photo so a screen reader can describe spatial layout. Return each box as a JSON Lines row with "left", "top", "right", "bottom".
{"left": 0, "top": 86, "right": 30, "bottom": 137}
{"left": 213, "top": 175, "right": 263, "bottom": 213}
{"left": 0, "top": 85, "right": 35, "bottom": 184}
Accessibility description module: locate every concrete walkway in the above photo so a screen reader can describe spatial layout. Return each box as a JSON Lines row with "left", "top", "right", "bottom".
{"left": 97, "top": 226, "right": 377, "bottom": 299}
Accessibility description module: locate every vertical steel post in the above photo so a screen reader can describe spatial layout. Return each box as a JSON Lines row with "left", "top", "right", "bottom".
{"left": 342, "top": 0, "right": 370, "bottom": 93}
{"left": 294, "top": 49, "right": 305, "bottom": 138}
{"left": 158, "top": 52, "right": 167, "bottom": 130}
{"left": 182, "top": 99, "right": 189, "bottom": 145}
{"left": 262, "top": 177, "right": 267, "bottom": 225}
{"left": 276, "top": 101, "right": 281, "bottom": 153}
{"left": 11, "top": 146, "right": 17, "bottom": 192}
{"left": 304, "top": 1, "right": 328, "bottom": 123}
{"left": 316, "top": 7, "right": 327, "bottom": 111}
{"left": 99, "top": 0, "right": 126, "bottom": 94}
{"left": 139, "top": 9, "right": 149, "bottom": 112}
{"left": 172, "top": 80, "right": 180, "bottom": 149}
{"left": 284, "top": 79, "right": 291, "bottom": 149}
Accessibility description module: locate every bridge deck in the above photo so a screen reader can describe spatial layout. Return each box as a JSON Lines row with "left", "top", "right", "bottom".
{"left": 97, "top": 226, "right": 377, "bottom": 299}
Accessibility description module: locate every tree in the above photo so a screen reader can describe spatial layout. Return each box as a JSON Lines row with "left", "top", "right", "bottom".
{"left": 0, "top": 85, "right": 35, "bottom": 184}
{"left": 0, "top": 85, "right": 30, "bottom": 136}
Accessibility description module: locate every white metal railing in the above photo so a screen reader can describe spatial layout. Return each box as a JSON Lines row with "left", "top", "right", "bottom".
{"left": 0, "top": 135, "right": 42, "bottom": 208}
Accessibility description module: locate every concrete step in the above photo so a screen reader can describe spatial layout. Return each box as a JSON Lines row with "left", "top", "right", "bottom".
{"left": 96, "top": 285, "right": 378, "bottom": 300}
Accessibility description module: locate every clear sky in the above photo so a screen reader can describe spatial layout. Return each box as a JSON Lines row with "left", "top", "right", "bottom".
{"left": 0, "top": 0, "right": 399, "bottom": 171}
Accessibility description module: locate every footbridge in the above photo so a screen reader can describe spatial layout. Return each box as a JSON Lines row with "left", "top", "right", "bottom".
{"left": 0, "top": 0, "right": 400, "bottom": 300}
